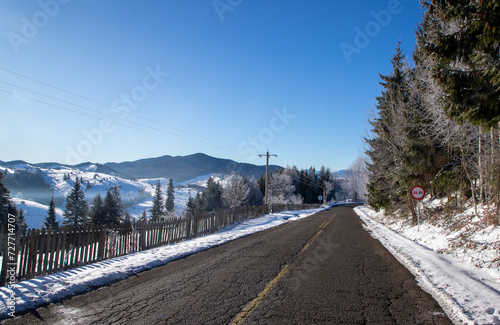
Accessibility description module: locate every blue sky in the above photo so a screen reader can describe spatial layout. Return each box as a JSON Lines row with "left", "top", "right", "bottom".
{"left": 0, "top": 0, "right": 424, "bottom": 171}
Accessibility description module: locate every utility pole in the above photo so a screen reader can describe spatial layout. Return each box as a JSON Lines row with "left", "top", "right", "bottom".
{"left": 259, "top": 150, "right": 277, "bottom": 205}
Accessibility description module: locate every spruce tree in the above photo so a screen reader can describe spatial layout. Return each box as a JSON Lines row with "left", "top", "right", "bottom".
{"left": 63, "top": 178, "right": 89, "bottom": 228}
{"left": 417, "top": 0, "right": 500, "bottom": 128}
{"left": 0, "top": 171, "right": 15, "bottom": 229}
{"left": 140, "top": 210, "right": 147, "bottom": 222}
{"left": 165, "top": 178, "right": 175, "bottom": 216}
{"left": 150, "top": 181, "right": 165, "bottom": 221}
{"left": 90, "top": 193, "right": 105, "bottom": 225}
{"left": 123, "top": 212, "right": 132, "bottom": 229}
{"left": 365, "top": 43, "right": 444, "bottom": 216}
{"left": 257, "top": 173, "right": 266, "bottom": 198}
{"left": 103, "top": 186, "right": 123, "bottom": 225}
{"left": 44, "top": 196, "right": 59, "bottom": 230}
{"left": 186, "top": 195, "right": 197, "bottom": 217}
{"left": 366, "top": 44, "right": 416, "bottom": 211}
{"left": 17, "top": 208, "right": 27, "bottom": 232}
{"left": 202, "top": 177, "right": 222, "bottom": 212}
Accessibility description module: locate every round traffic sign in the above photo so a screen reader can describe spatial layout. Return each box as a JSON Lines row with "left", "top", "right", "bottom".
{"left": 411, "top": 186, "right": 425, "bottom": 200}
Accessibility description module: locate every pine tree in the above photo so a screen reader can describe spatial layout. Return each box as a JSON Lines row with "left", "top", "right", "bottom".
{"left": 44, "top": 196, "right": 59, "bottom": 230}
{"left": 365, "top": 43, "right": 446, "bottom": 216}
{"left": 366, "top": 44, "right": 417, "bottom": 212}
{"left": 417, "top": 0, "right": 500, "bottom": 128}
{"left": 63, "top": 178, "right": 89, "bottom": 228}
{"left": 165, "top": 178, "right": 175, "bottom": 216}
{"left": 103, "top": 186, "right": 123, "bottom": 225}
{"left": 257, "top": 173, "right": 266, "bottom": 198}
{"left": 150, "top": 181, "right": 165, "bottom": 221}
{"left": 17, "top": 208, "right": 27, "bottom": 232}
{"left": 194, "top": 192, "right": 203, "bottom": 213}
{"left": 202, "top": 177, "right": 222, "bottom": 212}
{"left": 89, "top": 193, "right": 105, "bottom": 225}
{"left": 0, "top": 171, "right": 15, "bottom": 229}
{"left": 186, "top": 195, "right": 198, "bottom": 217}
{"left": 123, "top": 212, "right": 132, "bottom": 229}
{"left": 140, "top": 210, "right": 147, "bottom": 222}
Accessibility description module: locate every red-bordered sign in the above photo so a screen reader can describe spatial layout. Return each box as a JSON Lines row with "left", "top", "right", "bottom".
{"left": 411, "top": 186, "right": 425, "bottom": 200}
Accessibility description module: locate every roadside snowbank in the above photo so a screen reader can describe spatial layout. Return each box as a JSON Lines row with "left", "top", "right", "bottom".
{"left": 0, "top": 206, "right": 327, "bottom": 319}
{"left": 355, "top": 205, "right": 500, "bottom": 325}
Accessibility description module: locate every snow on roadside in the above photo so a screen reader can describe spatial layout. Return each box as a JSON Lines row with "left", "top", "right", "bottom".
{"left": 354, "top": 206, "right": 500, "bottom": 325}
{"left": 0, "top": 206, "right": 327, "bottom": 319}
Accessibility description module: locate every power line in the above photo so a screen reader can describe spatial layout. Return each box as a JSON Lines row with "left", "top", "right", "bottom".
{"left": 0, "top": 88, "right": 235, "bottom": 152}
{"left": 0, "top": 80, "right": 235, "bottom": 151}
{"left": 0, "top": 67, "right": 236, "bottom": 150}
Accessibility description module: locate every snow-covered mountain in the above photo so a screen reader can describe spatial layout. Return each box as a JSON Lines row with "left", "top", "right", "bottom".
{"left": 0, "top": 153, "right": 285, "bottom": 229}
{"left": 0, "top": 162, "right": 227, "bottom": 229}
{"left": 103, "top": 153, "right": 281, "bottom": 182}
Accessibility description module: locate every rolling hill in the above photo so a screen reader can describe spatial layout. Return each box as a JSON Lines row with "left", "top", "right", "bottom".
{"left": 103, "top": 153, "right": 281, "bottom": 182}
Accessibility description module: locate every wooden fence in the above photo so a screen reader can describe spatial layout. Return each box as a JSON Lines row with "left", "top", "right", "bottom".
{"left": 0, "top": 203, "right": 319, "bottom": 285}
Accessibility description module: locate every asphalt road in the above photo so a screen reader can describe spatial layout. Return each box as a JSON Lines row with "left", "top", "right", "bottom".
{"left": 4, "top": 205, "right": 452, "bottom": 324}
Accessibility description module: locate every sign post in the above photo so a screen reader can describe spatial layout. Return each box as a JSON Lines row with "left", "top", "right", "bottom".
{"left": 411, "top": 186, "right": 425, "bottom": 231}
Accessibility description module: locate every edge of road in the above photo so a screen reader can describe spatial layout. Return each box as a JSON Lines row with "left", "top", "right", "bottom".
{"left": 354, "top": 206, "right": 500, "bottom": 325}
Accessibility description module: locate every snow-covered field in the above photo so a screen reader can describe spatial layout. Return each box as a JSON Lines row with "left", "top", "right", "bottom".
{"left": 355, "top": 205, "right": 500, "bottom": 325}
{"left": 0, "top": 206, "right": 327, "bottom": 319}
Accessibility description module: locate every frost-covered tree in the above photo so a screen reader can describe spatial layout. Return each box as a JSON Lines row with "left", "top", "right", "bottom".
{"left": 417, "top": 0, "right": 500, "bottom": 129}
{"left": 268, "top": 172, "right": 302, "bottom": 204}
{"left": 414, "top": 0, "right": 500, "bottom": 212}
{"left": 321, "top": 180, "right": 334, "bottom": 205}
{"left": 343, "top": 156, "right": 369, "bottom": 202}
{"left": 222, "top": 173, "right": 251, "bottom": 208}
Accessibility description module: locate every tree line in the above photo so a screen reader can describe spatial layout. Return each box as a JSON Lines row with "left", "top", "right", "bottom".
{"left": 1, "top": 163, "right": 357, "bottom": 231}
{"left": 0, "top": 173, "right": 177, "bottom": 231}
{"left": 185, "top": 166, "right": 354, "bottom": 216}
{"left": 57, "top": 178, "right": 177, "bottom": 229}
{"left": 365, "top": 1, "right": 499, "bottom": 221}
